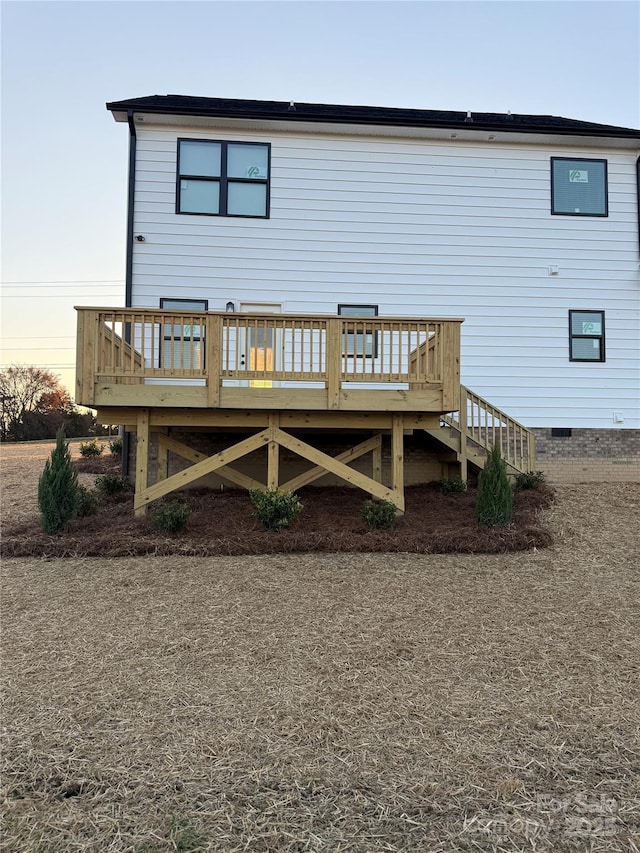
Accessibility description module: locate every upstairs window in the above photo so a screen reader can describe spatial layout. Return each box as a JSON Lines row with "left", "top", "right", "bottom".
{"left": 551, "top": 158, "right": 608, "bottom": 216}
{"left": 177, "top": 139, "right": 270, "bottom": 218}
{"left": 569, "top": 310, "right": 605, "bottom": 362}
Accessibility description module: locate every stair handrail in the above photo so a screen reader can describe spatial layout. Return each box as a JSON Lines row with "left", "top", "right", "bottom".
{"left": 443, "top": 385, "right": 535, "bottom": 473}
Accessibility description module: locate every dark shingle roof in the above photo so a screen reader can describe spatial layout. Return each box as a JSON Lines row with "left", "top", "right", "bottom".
{"left": 106, "top": 95, "right": 640, "bottom": 139}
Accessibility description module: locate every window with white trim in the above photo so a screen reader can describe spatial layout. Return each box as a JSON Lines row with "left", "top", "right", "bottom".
{"left": 551, "top": 158, "right": 608, "bottom": 216}
{"left": 177, "top": 139, "right": 270, "bottom": 217}
{"left": 569, "top": 310, "right": 605, "bottom": 362}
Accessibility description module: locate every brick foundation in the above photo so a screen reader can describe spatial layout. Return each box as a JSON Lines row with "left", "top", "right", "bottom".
{"left": 531, "top": 428, "right": 640, "bottom": 484}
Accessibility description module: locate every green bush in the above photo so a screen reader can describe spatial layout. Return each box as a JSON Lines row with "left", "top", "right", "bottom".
{"left": 249, "top": 488, "right": 303, "bottom": 532}
{"left": 439, "top": 477, "right": 468, "bottom": 494}
{"left": 477, "top": 444, "right": 514, "bottom": 527}
{"left": 151, "top": 500, "right": 191, "bottom": 532}
{"left": 95, "top": 473, "right": 131, "bottom": 496}
{"left": 108, "top": 436, "right": 123, "bottom": 457}
{"left": 79, "top": 439, "right": 104, "bottom": 457}
{"left": 515, "top": 470, "right": 546, "bottom": 490}
{"left": 361, "top": 499, "right": 398, "bottom": 530}
{"left": 74, "top": 484, "right": 99, "bottom": 517}
{"left": 38, "top": 428, "right": 79, "bottom": 534}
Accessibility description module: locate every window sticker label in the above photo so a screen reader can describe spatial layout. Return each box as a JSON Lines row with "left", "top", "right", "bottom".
{"left": 247, "top": 166, "right": 266, "bottom": 179}
{"left": 582, "top": 321, "right": 601, "bottom": 334}
{"left": 569, "top": 170, "right": 589, "bottom": 182}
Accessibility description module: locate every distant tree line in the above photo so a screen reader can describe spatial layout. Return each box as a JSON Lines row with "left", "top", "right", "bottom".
{"left": 0, "top": 366, "right": 105, "bottom": 442}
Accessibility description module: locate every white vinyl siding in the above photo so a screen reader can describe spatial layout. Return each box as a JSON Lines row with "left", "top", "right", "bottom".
{"left": 130, "top": 126, "right": 640, "bottom": 429}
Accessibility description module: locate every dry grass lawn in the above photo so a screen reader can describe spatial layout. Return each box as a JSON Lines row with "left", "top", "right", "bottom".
{"left": 1, "top": 441, "right": 639, "bottom": 852}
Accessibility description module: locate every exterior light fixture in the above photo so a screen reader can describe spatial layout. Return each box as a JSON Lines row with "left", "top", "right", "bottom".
{"left": 225, "top": 301, "right": 235, "bottom": 312}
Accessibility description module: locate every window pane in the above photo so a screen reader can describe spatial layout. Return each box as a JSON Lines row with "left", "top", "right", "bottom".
{"left": 227, "top": 144, "right": 269, "bottom": 180}
{"left": 553, "top": 159, "right": 606, "bottom": 215}
{"left": 571, "top": 312, "right": 602, "bottom": 336}
{"left": 338, "top": 305, "right": 378, "bottom": 317}
{"left": 162, "top": 340, "right": 203, "bottom": 369}
{"left": 179, "top": 141, "right": 221, "bottom": 177}
{"left": 160, "top": 300, "right": 208, "bottom": 312}
{"left": 227, "top": 181, "right": 267, "bottom": 216}
{"left": 180, "top": 179, "right": 220, "bottom": 214}
{"left": 571, "top": 339, "right": 601, "bottom": 360}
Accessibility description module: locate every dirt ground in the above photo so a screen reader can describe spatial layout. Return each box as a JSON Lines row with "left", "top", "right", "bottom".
{"left": 1, "top": 441, "right": 639, "bottom": 852}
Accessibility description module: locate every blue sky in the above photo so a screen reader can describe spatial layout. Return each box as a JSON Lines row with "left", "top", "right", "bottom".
{"left": 1, "top": 0, "right": 639, "bottom": 396}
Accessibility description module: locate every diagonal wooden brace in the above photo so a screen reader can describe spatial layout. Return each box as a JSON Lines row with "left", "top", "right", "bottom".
{"left": 134, "top": 429, "right": 270, "bottom": 512}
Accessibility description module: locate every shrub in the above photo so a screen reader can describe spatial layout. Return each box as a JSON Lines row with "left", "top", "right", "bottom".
{"left": 151, "top": 500, "right": 191, "bottom": 532}
{"left": 74, "top": 484, "right": 99, "bottom": 517}
{"left": 361, "top": 499, "right": 398, "bottom": 530}
{"left": 108, "top": 436, "right": 123, "bottom": 457}
{"left": 249, "top": 488, "right": 303, "bottom": 532}
{"left": 439, "top": 477, "right": 468, "bottom": 495}
{"left": 95, "top": 473, "right": 131, "bottom": 496}
{"left": 38, "top": 428, "right": 79, "bottom": 534}
{"left": 79, "top": 439, "right": 104, "bottom": 457}
{"left": 515, "top": 470, "right": 546, "bottom": 490}
{"left": 477, "top": 444, "right": 514, "bottom": 527}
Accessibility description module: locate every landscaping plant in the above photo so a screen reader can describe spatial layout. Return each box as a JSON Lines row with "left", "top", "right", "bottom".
{"left": 515, "top": 470, "right": 546, "bottom": 490}
{"left": 361, "top": 498, "right": 398, "bottom": 530}
{"left": 439, "top": 477, "right": 468, "bottom": 495}
{"left": 37, "top": 428, "right": 79, "bottom": 534}
{"left": 477, "top": 443, "right": 514, "bottom": 527}
{"left": 249, "top": 488, "right": 303, "bottom": 532}
{"left": 74, "top": 484, "right": 99, "bottom": 517}
{"left": 79, "top": 439, "right": 104, "bottom": 457}
{"left": 95, "top": 473, "right": 131, "bottom": 496}
{"left": 108, "top": 436, "right": 123, "bottom": 457}
{"left": 151, "top": 500, "right": 191, "bottom": 532}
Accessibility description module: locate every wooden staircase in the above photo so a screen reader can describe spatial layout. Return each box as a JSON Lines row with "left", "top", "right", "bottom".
{"left": 422, "top": 386, "right": 536, "bottom": 479}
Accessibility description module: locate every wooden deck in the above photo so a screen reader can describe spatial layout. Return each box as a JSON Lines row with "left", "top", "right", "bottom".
{"left": 74, "top": 308, "right": 533, "bottom": 515}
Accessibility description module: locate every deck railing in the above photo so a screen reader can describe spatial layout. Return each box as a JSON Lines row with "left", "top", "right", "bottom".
{"left": 443, "top": 386, "right": 535, "bottom": 473}
{"left": 76, "top": 308, "right": 462, "bottom": 410}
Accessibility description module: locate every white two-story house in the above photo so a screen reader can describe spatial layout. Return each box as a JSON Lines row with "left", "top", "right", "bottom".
{"left": 74, "top": 95, "right": 640, "bottom": 513}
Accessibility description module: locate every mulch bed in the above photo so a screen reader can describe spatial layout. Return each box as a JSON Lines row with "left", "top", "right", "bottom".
{"left": 1, "top": 455, "right": 555, "bottom": 557}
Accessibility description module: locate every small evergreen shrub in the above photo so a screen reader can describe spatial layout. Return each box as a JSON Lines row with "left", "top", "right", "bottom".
{"left": 439, "top": 477, "right": 468, "bottom": 495}
{"left": 74, "top": 484, "right": 99, "bottom": 517}
{"left": 515, "top": 470, "right": 546, "bottom": 490}
{"left": 38, "top": 428, "right": 79, "bottom": 534}
{"left": 151, "top": 500, "right": 191, "bottom": 532}
{"left": 108, "top": 436, "right": 123, "bottom": 457}
{"left": 249, "top": 488, "right": 303, "bottom": 532}
{"left": 79, "top": 439, "right": 104, "bottom": 457}
{"left": 361, "top": 499, "right": 398, "bottom": 530}
{"left": 95, "top": 473, "right": 131, "bottom": 496}
{"left": 477, "top": 444, "right": 514, "bottom": 527}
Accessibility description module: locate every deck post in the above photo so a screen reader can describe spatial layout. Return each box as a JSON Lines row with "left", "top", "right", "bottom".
{"left": 267, "top": 412, "right": 280, "bottom": 489}
{"left": 207, "top": 313, "right": 222, "bottom": 407}
{"left": 441, "top": 322, "right": 461, "bottom": 411}
{"left": 459, "top": 387, "right": 468, "bottom": 482}
{"left": 157, "top": 427, "right": 169, "bottom": 481}
{"left": 134, "top": 408, "right": 150, "bottom": 517}
{"left": 391, "top": 414, "right": 405, "bottom": 513}
{"left": 372, "top": 433, "right": 382, "bottom": 483}
{"left": 325, "top": 318, "right": 341, "bottom": 409}
{"left": 528, "top": 431, "right": 536, "bottom": 472}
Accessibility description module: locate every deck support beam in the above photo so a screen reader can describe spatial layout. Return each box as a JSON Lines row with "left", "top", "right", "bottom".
{"left": 134, "top": 408, "right": 150, "bottom": 516}
{"left": 267, "top": 413, "right": 280, "bottom": 489}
